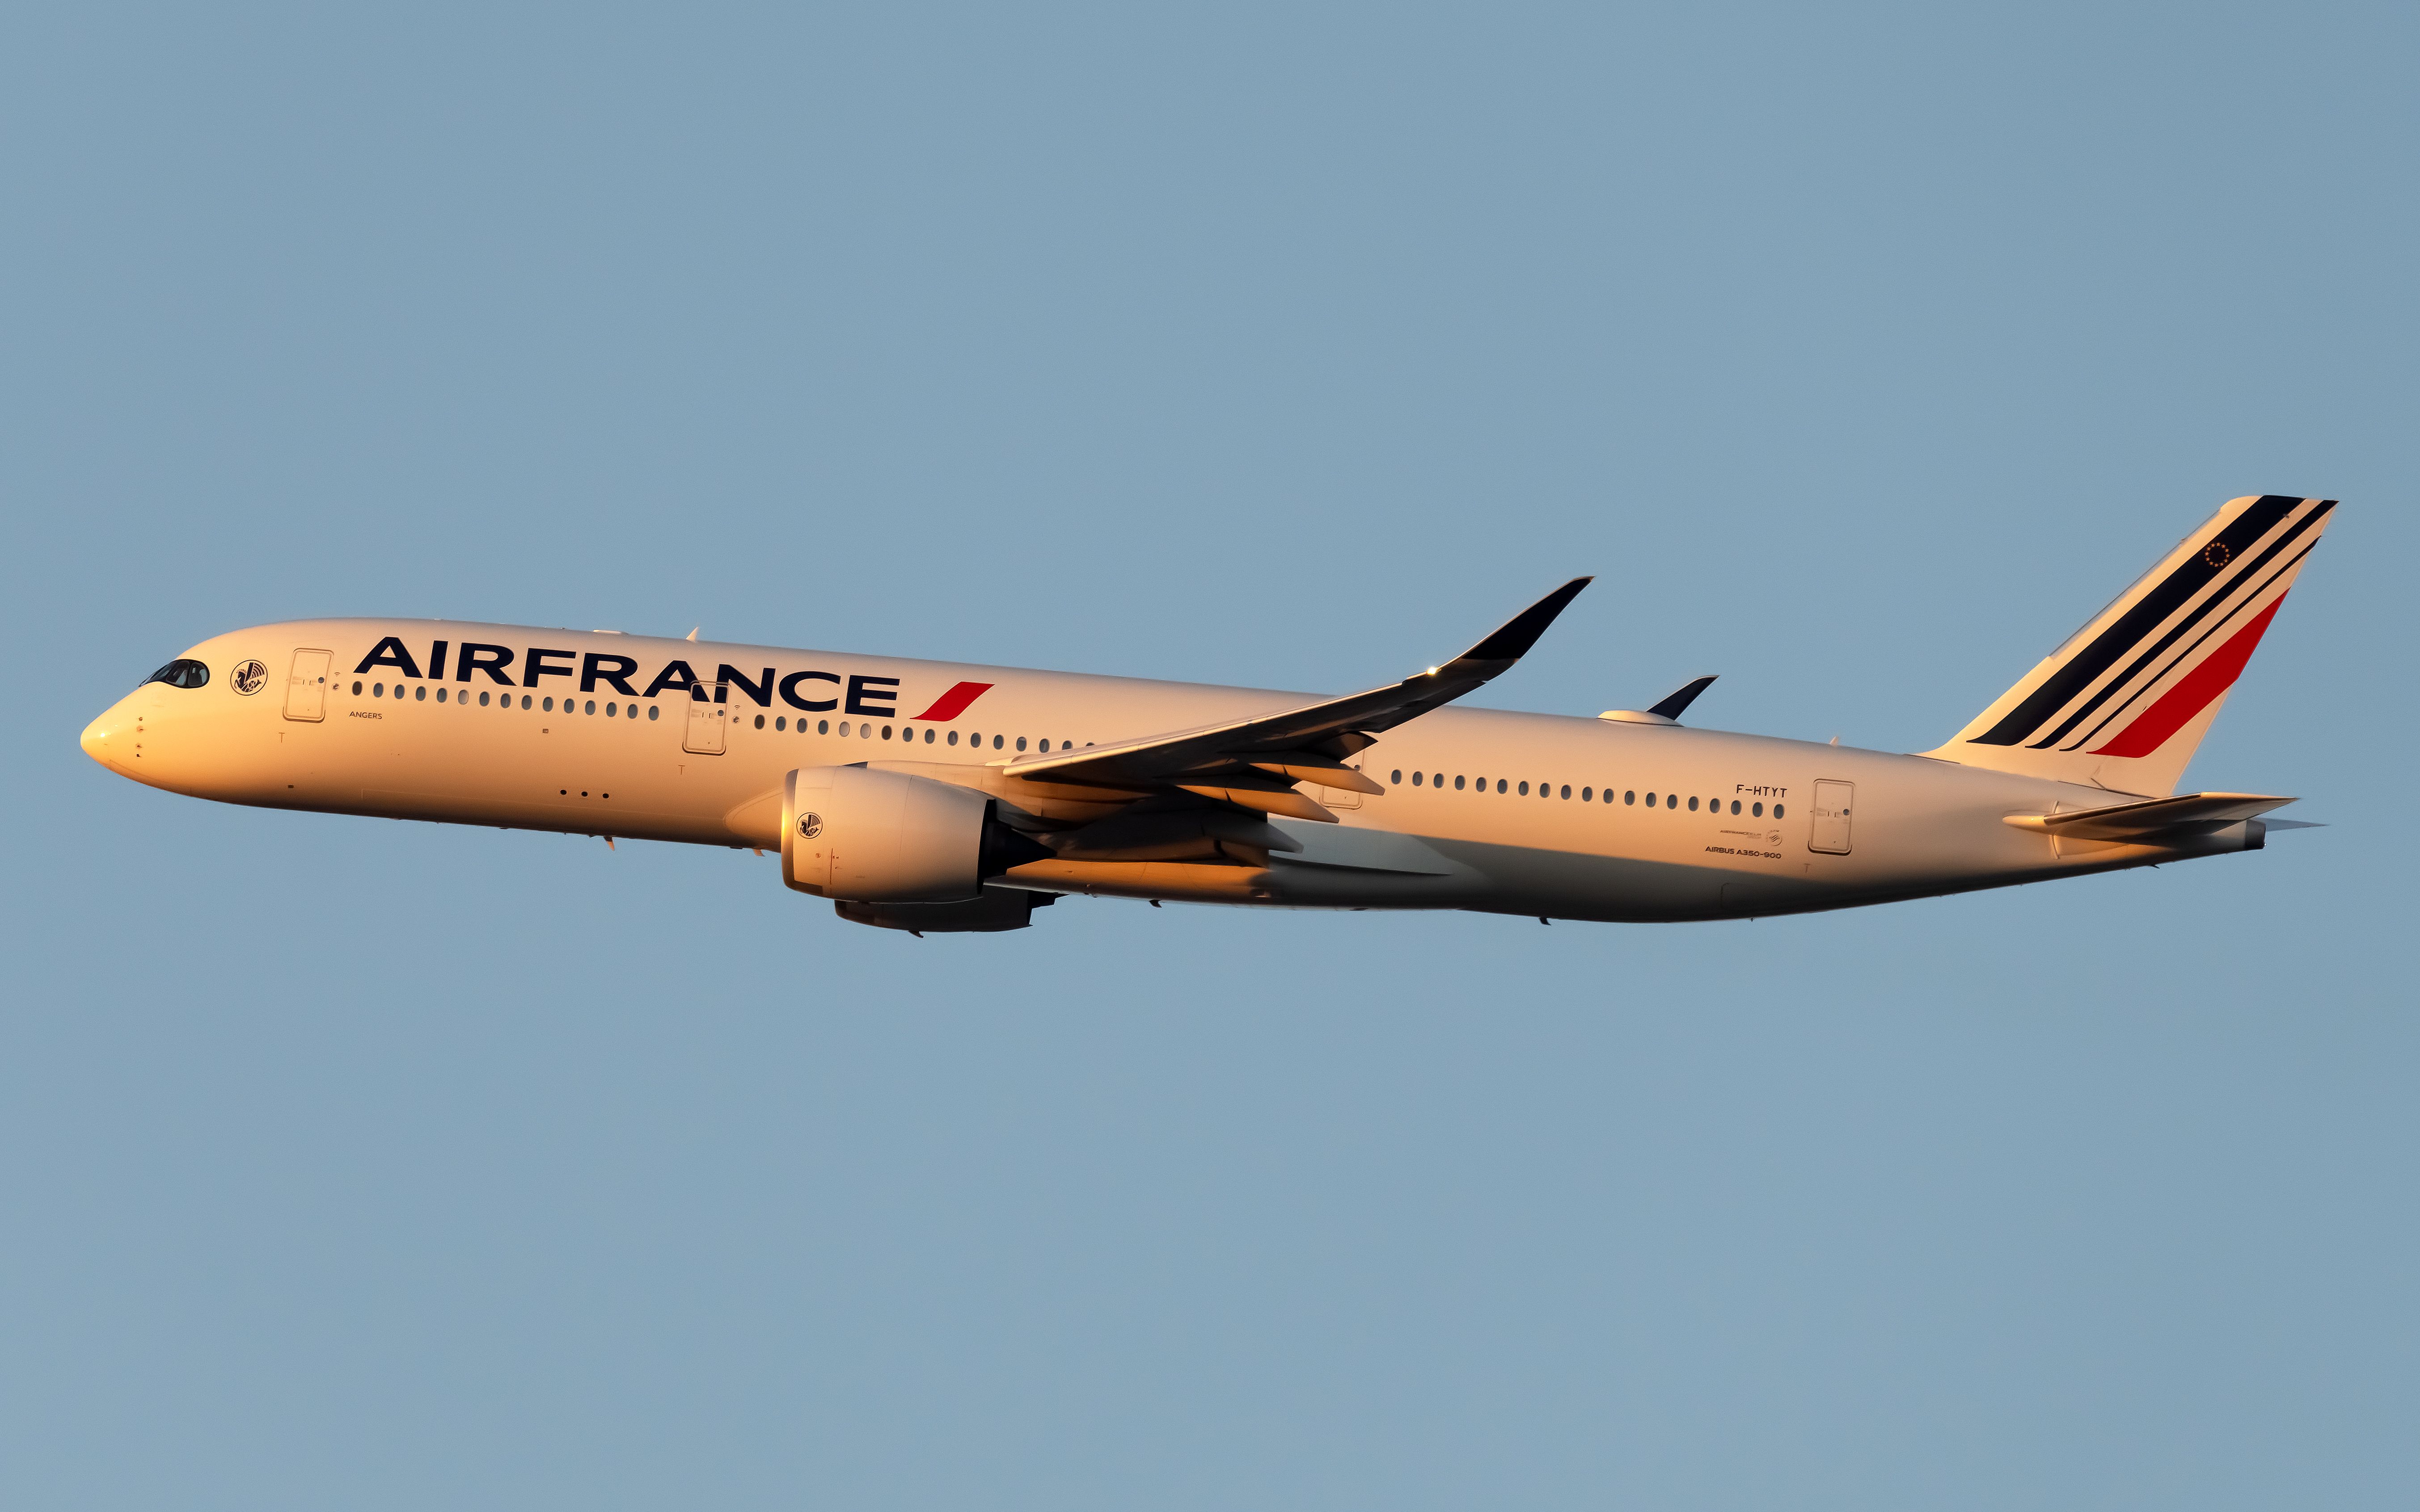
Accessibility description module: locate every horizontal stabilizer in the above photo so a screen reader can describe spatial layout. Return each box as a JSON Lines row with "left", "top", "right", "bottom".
{"left": 2001, "top": 791, "right": 2293, "bottom": 841}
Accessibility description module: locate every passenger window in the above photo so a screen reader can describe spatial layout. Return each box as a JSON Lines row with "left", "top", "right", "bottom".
{"left": 587, "top": 700, "right": 597, "bottom": 716}
{"left": 1581, "top": 787, "right": 1591, "bottom": 801}
{"left": 1560, "top": 785, "right": 1571, "bottom": 800}
{"left": 838, "top": 721, "right": 850, "bottom": 736}
{"left": 1730, "top": 800, "right": 1741, "bottom": 814}
{"left": 947, "top": 730, "right": 959, "bottom": 746}
{"left": 1752, "top": 801, "right": 1763, "bottom": 817}
{"left": 753, "top": 713, "right": 764, "bottom": 729}
{"left": 1495, "top": 779, "right": 1506, "bottom": 793}
{"left": 414, "top": 685, "right": 425, "bottom": 701}
{"left": 543, "top": 696, "right": 554, "bottom": 712}
{"left": 1773, "top": 804, "right": 1785, "bottom": 819}
{"left": 1017, "top": 737, "right": 1027, "bottom": 751}
{"left": 816, "top": 719, "right": 827, "bottom": 733}
{"left": 1454, "top": 775, "right": 1466, "bottom": 790}
{"left": 477, "top": 691, "right": 489, "bottom": 707}
{"left": 924, "top": 728, "right": 935, "bottom": 743}
{"left": 1667, "top": 794, "right": 1678, "bottom": 809}
{"left": 1412, "top": 771, "right": 1424, "bottom": 786}
{"left": 1390, "top": 770, "right": 1402, "bottom": 784}
{"left": 773, "top": 715, "right": 784, "bottom": 730}
{"left": 882, "top": 724, "right": 893, "bottom": 739}
{"left": 648, "top": 705, "right": 659, "bottom": 720}
{"left": 373, "top": 682, "right": 385, "bottom": 697}
{"left": 1517, "top": 781, "right": 1529, "bottom": 795}
{"left": 351, "top": 681, "right": 362, "bottom": 695}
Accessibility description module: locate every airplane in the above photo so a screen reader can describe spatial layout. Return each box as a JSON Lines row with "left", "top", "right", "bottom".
{"left": 81, "top": 495, "right": 2334, "bottom": 934}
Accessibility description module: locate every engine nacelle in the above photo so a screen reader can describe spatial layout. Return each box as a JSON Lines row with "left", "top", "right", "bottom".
{"left": 781, "top": 766, "right": 1045, "bottom": 903}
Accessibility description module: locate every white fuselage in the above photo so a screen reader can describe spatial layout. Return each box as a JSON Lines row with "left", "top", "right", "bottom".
{"left": 81, "top": 618, "right": 2262, "bottom": 923}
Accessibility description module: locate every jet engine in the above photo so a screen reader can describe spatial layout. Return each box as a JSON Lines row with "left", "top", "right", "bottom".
{"left": 781, "top": 765, "right": 1047, "bottom": 904}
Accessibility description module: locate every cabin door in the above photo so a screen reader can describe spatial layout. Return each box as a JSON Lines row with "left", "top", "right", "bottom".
{"left": 283, "top": 649, "right": 332, "bottom": 721}
{"left": 1808, "top": 780, "right": 1854, "bottom": 855}
{"left": 1316, "top": 762, "right": 1365, "bottom": 810}
{"left": 684, "top": 691, "right": 728, "bottom": 755}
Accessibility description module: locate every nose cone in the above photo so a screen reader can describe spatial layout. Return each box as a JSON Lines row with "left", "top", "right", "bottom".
{"left": 81, "top": 693, "right": 139, "bottom": 771}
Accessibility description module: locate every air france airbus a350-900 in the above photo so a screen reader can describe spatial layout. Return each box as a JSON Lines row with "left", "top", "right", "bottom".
{"left": 84, "top": 496, "right": 2334, "bottom": 934}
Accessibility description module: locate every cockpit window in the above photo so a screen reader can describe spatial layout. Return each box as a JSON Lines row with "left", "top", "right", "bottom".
{"left": 144, "top": 659, "right": 211, "bottom": 690}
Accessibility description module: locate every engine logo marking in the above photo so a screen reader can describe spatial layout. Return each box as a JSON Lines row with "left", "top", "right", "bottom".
{"left": 798, "top": 813, "right": 824, "bottom": 838}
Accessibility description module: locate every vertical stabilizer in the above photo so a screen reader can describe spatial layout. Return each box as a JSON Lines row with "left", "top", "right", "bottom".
{"left": 1921, "top": 495, "right": 2336, "bottom": 796}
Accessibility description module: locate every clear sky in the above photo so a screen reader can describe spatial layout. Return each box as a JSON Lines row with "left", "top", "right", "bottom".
{"left": 4, "top": 5, "right": 2414, "bottom": 1508}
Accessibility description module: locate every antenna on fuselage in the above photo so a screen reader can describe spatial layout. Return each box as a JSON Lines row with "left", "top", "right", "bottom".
{"left": 686, "top": 628, "right": 699, "bottom": 641}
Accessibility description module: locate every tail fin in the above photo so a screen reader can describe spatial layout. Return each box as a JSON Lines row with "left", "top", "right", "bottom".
{"left": 1922, "top": 495, "right": 2337, "bottom": 796}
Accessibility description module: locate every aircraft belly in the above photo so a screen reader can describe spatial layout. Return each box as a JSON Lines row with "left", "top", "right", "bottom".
{"left": 1418, "top": 837, "right": 1750, "bottom": 922}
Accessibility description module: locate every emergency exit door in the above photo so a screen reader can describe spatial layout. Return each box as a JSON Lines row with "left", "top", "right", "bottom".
{"left": 284, "top": 649, "right": 332, "bottom": 721}
{"left": 684, "top": 693, "right": 727, "bottom": 754}
{"left": 1808, "top": 780, "right": 1854, "bottom": 855}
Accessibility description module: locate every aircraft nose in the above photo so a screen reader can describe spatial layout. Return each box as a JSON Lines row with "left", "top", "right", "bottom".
{"left": 81, "top": 696, "right": 134, "bottom": 769}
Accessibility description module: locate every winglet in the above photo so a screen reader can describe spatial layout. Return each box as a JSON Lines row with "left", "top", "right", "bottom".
{"left": 1455, "top": 577, "right": 1592, "bottom": 665}
{"left": 1646, "top": 675, "right": 1717, "bottom": 721}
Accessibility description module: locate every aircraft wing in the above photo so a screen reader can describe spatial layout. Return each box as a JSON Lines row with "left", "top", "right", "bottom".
{"left": 2001, "top": 791, "right": 2294, "bottom": 841}
{"left": 992, "top": 577, "right": 1592, "bottom": 821}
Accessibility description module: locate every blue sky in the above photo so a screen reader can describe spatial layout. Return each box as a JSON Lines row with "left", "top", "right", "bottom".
{"left": 4, "top": 6, "right": 2414, "bottom": 1508}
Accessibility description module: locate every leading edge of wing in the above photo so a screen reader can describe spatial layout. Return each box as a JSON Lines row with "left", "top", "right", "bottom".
{"left": 996, "top": 576, "right": 1593, "bottom": 786}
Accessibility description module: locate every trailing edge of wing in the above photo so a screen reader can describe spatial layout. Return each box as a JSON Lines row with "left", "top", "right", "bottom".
{"left": 2000, "top": 791, "right": 2293, "bottom": 841}
{"left": 998, "top": 577, "right": 1594, "bottom": 789}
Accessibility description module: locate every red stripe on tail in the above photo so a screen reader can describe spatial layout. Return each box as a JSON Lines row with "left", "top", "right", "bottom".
{"left": 910, "top": 681, "right": 993, "bottom": 721}
{"left": 2089, "top": 597, "right": 2284, "bottom": 758}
